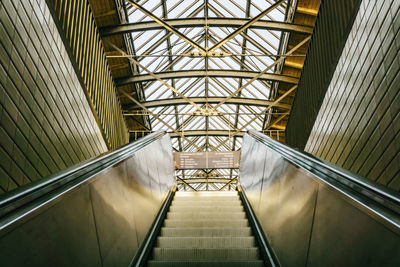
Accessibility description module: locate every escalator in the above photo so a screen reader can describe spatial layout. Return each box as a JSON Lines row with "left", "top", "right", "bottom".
{"left": 147, "top": 191, "right": 263, "bottom": 266}
{"left": 0, "top": 130, "right": 399, "bottom": 266}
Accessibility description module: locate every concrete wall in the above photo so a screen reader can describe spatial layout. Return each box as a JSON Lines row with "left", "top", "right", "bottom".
{"left": 0, "top": 0, "right": 108, "bottom": 193}
{"left": 305, "top": 0, "right": 400, "bottom": 190}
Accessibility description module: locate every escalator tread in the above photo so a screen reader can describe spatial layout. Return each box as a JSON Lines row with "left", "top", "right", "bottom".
{"left": 148, "top": 191, "right": 263, "bottom": 266}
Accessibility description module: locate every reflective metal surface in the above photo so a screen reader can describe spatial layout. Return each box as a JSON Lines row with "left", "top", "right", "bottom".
{"left": 0, "top": 133, "right": 175, "bottom": 266}
{"left": 240, "top": 132, "right": 400, "bottom": 266}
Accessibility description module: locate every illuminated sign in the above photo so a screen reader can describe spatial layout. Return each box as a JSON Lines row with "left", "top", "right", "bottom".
{"left": 173, "top": 151, "right": 240, "bottom": 169}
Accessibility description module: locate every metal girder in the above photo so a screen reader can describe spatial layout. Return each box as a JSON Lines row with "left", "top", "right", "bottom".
{"left": 126, "top": 0, "right": 206, "bottom": 53}
{"left": 120, "top": 89, "right": 202, "bottom": 151}
{"left": 265, "top": 113, "right": 288, "bottom": 130}
{"left": 213, "top": 84, "right": 298, "bottom": 151}
{"left": 115, "top": 70, "right": 299, "bottom": 85}
{"left": 212, "top": 35, "right": 311, "bottom": 111}
{"left": 177, "top": 178, "right": 237, "bottom": 184}
{"left": 106, "top": 40, "right": 204, "bottom": 112}
{"left": 124, "top": 97, "right": 291, "bottom": 110}
{"left": 208, "top": 0, "right": 285, "bottom": 52}
{"left": 99, "top": 18, "right": 313, "bottom": 36}
{"left": 169, "top": 130, "right": 245, "bottom": 137}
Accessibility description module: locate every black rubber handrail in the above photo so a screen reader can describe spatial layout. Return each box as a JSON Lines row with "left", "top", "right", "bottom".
{"left": 0, "top": 131, "right": 166, "bottom": 223}
{"left": 238, "top": 185, "right": 280, "bottom": 267}
{"left": 130, "top": 186, "right": 176, "bottom": 267}
{"left": 246, "top": 130, "right": 400, "bottom": 229}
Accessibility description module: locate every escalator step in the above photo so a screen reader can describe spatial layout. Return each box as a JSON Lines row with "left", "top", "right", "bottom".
{"left": 175, "top": 192, "right": 238, "bottom": 197}
{"left": 164, "top": 219, "right": 248, "bottom": 228}
{"left": 173, "top": 196, "right": 240, "bottom": 201}
{"left": 153, "top": 248, "right": 259, "bottom": 260}
{"left": 157, "top": 237, "right": 255, "bottom": 248}
{"left": 160, "top": 227, "right": 252, "bottom": 237}
{"left": 167, "top": 212, "right": 246, "bottom": 220}
{"left": 171, "top": 200, "right": 241, "bottom": 206}
{"left": 169, "top": 206, "right": 244, "bottom": 212}
{"left": 147, "top": 260, "right": 264, "bottom": 266}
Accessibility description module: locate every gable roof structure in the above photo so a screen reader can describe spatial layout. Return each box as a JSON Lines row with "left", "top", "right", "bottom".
{"left": 92, "top": 0, "right": 321, "bottom": 191}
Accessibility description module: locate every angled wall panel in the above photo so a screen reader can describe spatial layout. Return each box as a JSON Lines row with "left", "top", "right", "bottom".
{"left": 0, "top": 0, "right": 108, "bottom": 193}
{"left": 305, "top": 0, "right": 400, "bottom": 191}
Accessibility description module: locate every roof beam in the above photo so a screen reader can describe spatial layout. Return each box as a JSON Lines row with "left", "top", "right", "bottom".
{"left": 265, "top": 113, "right": 288, "bottom": 130}
{"left": 177, "top": 178, "right": 238, "bottom": 184}
{"left": 123, "top": 97, "right": 291, "bottom": 110}
{"left": 209, "top": 0, "right": 285, "bottom": 52}
{"left": 214, "top": 84, "right": 298, "bottom": 150}
{"left": 126, "top": 0, "right": 206, "bottom": 53}
{"left": 99, "top": 18, "right": 313, "bottom": 36}
{"left": 115, "top": 70, "right": 299, "bottom": 85}
{"left": 166, "top": 130, "right": 283, "bottom": 137}
{"left": 297, "top": 6, "right": 319, "bottom": 16}
{"left": 212, "top": 35, "right": 311, "bottom": 111}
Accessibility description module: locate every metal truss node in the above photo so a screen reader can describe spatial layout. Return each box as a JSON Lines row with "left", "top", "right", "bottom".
{"left": 106, "top": 0, "right": 319, "bottom": 190}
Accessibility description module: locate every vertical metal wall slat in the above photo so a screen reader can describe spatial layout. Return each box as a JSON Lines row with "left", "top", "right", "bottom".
{"left": 286, "top": 0, "right": 362, "bottom": 150}
{"left": 47, "top": 0, "right": 129, "bottom": 149}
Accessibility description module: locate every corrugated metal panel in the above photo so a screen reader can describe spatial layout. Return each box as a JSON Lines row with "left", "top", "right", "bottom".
{"left": 286, "top": 0, "right": 362, "bottom": 149}
{"left": 47, "top": 0, "right": 129, "bottom": 150}
{"left": 0, "top": 0, "right": 108, "bottom": 193}
{"left": 305, "top": 0, "right": 400, "bottom": 190}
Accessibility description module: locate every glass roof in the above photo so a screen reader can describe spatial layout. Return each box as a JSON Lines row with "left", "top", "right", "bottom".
{"left": 122, "top": 0, "right": 291, "bottom": 190}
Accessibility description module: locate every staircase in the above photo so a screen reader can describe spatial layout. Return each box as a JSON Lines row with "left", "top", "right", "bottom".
{"left": 147, "top": 191, "right": 263, "bottom": 266}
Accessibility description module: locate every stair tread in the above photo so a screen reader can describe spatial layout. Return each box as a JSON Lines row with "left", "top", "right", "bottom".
{"left": 172, "top": 201, "right": 241, "bottom": 204}
{"left": 148, "top": 192, "right": 260, "bottom": 263}
{"left": 167, "top": 212, "right": 245, "bottom": 219}
{"left": 157, "top": 236, "right": 255, "bottom": 248}
{"left": 147, "top": 260, "right": 264, "bottom": 266}
{"left": 160, "top": 227, "right": 252, "bottom": 237}
{"left": 153, "top": 247, "right": 259, "bottom": 260}
{"left": 169, "top": 209, "right": 243, "bottom": 213}
{"left": 165, "top": 219, "right": 248, "bottom": 223}
{"left": 175, "top": 192, "right": 238, "bottom": 196}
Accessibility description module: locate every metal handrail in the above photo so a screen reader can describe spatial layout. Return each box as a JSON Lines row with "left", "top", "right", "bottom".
{"left": 130, "top": 186, "right": 176, "bottom": 267}
{"left": 238, "top": 185, "right": 280, "bottom": 267}
{"left": 0, "top": 131, "right": 166, "bottom": 220}
{"left": 246, "top": 130, "right": 400, "bottom": 228}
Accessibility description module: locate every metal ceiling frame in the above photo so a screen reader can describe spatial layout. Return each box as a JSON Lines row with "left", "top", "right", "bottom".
{"left": 100, "top": 18, "right": 313, "bottom": 36}
{"left": 123, "top": 97, "right": 291, "bottom": 109}
{"left": 114, "top": 0, "right": 310, "bottom": 190}
{"left": 115, "top": 70, "right": 299, "bottom": 85}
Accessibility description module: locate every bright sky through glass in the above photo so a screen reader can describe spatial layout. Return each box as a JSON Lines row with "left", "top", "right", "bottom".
{"left": 124, "top": 0, "right": 287, "bottom": 188}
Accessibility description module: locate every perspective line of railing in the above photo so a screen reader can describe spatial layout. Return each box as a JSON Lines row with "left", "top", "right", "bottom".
{"left": 246, "top": 130, "right": 400, "bottom": 229}
{"left": 0, "top": 131, "right": 166, "bottom": 228}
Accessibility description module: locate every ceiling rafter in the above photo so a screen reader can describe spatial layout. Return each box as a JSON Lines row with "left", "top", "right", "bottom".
{"left": 105, "top": 0, "right": 319, "bottom": 190}
{"left": 123, "top": 97, "right": 291, "bottom": 110}
{"left": 127, "top": 0, "right": 207, "bottom": 52}
{"left": 99, "top": 18, "right": 313, "bottom": 36}
{"left": 115, "top": 70, "right": 299, "bottom": 85}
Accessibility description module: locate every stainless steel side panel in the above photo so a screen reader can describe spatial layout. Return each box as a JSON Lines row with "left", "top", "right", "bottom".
{"left": 0, "top": 186, "right": 102, "bottom": 266}
{"left": 240, "top": 134, "right": 400, "bottom": 266}
{"left": 307, "top": 185, "right": 400, "bottom": 266}
{"left": 0, "top": 134, "right": 175, "bottom": 266}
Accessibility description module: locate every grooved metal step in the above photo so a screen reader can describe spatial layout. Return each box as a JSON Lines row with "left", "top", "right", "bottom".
{"left": 169, "top": 206, "right": 244, "bottom": 212}
{"left": 147, "top": 260, "right": 264, "bottom": 266}
{"left": 171, "top": 200, "right": 241, "bottom": 206}
{"left": 148, "top": 191, "right": 261, "bottom": 265}
{"left": 164, "top": 219, "right": 248, "bottom": 228}
{"left": 160, "top": 227, "right": 252, "bottom": 237}
{"left": 157, "top": 237, "right": 255, "bottom": 248}
{"left": 153, "top": 248, "right": 259, "bottom": 260}
{"left": 167, "top": 212, "right": 246, "bottom": 220}
{"left": 173, "top": 196, "right": 240, "bottom": 201}
{"left": 175, "top": 192, "right": 238, "bottom": 197}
